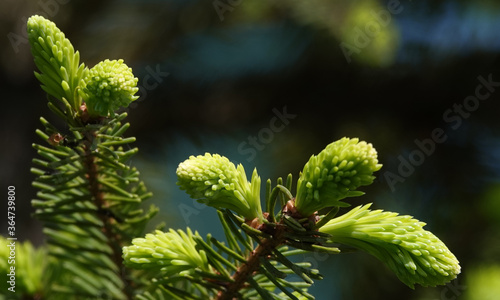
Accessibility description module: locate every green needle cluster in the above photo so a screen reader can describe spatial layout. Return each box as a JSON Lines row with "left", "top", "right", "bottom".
{"left": 28, "top": 15, "right": 156, "bottom": 299}
{"left": 176, "top": 153, "right": 263, "bottom": 221}
{"left": 295, "top": 137, "right": 382, "bottom": 216}
{"left": 80, "top": 59, "right": 139, "bottom": 117}
{"left": 27, "top": 15, "right": 87, "bottom": 110}
{"left": 28, "top": 15, "right": 139, "bottom": 119}
{"left": 123, "top": 228, "right": 209, "bottom": 276}
{"left": 319, "top": 204, "right": 461, "bottom": 288}
{"left": 0, "top": 237, "right": 46, "bottom": 296}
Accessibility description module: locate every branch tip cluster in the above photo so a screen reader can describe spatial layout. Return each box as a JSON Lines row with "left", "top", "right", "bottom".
{"left": 14, "top": 14, "right": 461, "bottom": 300}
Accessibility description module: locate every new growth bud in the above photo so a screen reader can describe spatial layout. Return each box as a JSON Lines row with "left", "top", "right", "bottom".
{"left": 295, "top": 137, "right": 382, "bottom": 217}
{"left": 176, "top": 153, "right": 263, "bottom": 221}
{"left": 79, "top": 59, "right": 139, "bottom": 117}
{"left": 319, "top": 204, "right": 461, "bottom": 288}
{"left": 122, "top": 228, "right": 209, "bottom": 276}
{"left": 27, "top": 15, "right": 87, "bottom": 109}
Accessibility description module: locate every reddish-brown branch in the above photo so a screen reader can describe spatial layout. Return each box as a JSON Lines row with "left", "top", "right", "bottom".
{"left": 82, "top": 130, "right": 132, "bottom": 299}
{"left": 216, "top": 225, "right": 287, "bottom": 300}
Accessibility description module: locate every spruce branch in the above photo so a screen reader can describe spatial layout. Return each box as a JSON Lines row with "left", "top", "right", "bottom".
{"left": 216, "top": 219, "right": 287, "bottom": 300}
{"left": 159, "top": 140, "right": 459, "bottom": 298}
{"left": 26, "top": 15, "right": 460, "bottom": 300}
{"left": 28, "top": 15, "right": 157, "bottom": 299}
{"left": 31, "top": 114, "right": 156, "bottom": 299}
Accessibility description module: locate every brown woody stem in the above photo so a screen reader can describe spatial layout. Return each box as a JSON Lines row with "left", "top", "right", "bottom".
{"left": 216, "top": 225, "right": 286, "bottom": 300}
{"left": 82, "top": 129, "right": 132, "bottom": 299}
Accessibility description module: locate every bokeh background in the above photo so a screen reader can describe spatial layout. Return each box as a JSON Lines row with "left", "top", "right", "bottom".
{"left": 2, "top": 0, "right": 500, "bottom": 299}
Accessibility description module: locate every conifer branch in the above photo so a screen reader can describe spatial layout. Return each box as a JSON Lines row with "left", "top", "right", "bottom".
{"left": 217, "top": 222, "right": 286, "bottom": 300}
{"left": 27, "top": 15, "right": 156, "bottom": 299}
{"left": 81, "top": 125, "right": 132, "bottom": 297}
{"left": 23, "top": 14, "right": 461, "bottom": 300}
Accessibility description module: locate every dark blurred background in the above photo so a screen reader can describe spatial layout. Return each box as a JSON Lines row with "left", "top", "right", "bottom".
{"left": 2, "top": 0, "right": 500, "bottom": 299}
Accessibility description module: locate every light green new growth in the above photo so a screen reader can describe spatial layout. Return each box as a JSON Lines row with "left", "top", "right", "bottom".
{"left": 319, "top": 204, "right": 461, "bottom": 288}
{"left": 27, "top": 15, "right": 156, "bottom": 300}
{"left": 28, "top": 15, "right": 139, "bottom": 119}
{"left": 24, "top": 28, "right": 461, "bottom": 298}
{"left": 123, "top": 228, "right": 209, "bottom": 276}
{"left": 79, "top": 59, "right": 139, "bottom": 117}
{"left": 176, "top": 153, "right": 263, "bottom": 221}
{"left": 27, "top": 15, "right": 87, "bottom": 110}
{"left": 0, "top": 237, "right": 46, "bottom": 296}
{"left": 295, "top": 137, "right": 382, "bottom": 216}
{"left": 170, "top": 139, "right": 460, "bottom": 294}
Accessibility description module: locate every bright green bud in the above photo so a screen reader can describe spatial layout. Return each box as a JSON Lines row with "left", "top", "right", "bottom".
{"left": 122, "top": 228, "right": 209, "bottom": 276}
{"left": 295, "top": 137, "right": 382, "bottom": 216}
{"left": 27, "top": 15, "right": 87, "bottom": 110}
{"left": 79, "top": 59, "right": 139, "bottom": 117}
{"left": 0, "top": 236, "right": 46, "bottom": 295}
{"left": 319, "top": 204, "right": 461, "bottom": 288}
{"left": 176, "top": 153, "right": 263, "bottom": 221}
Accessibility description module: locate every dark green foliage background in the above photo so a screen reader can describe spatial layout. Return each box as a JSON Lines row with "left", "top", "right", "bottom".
{"left": 1, "top": 0, "right": 500, "bottom": 299}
